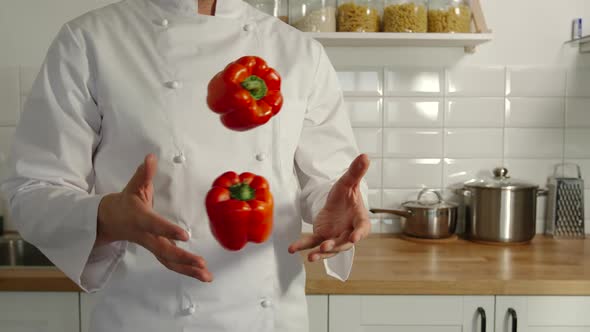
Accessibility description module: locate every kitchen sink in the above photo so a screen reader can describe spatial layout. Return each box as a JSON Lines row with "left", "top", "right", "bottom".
{"left": 0, "top": 236, "right": 53, "bottom": 267}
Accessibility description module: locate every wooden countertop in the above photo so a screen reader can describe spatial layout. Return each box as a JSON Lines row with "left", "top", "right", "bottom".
{"left": 1, "top": 235, "right": 589, "bottom": 295}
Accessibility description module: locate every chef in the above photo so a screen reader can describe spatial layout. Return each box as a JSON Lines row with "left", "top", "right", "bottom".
{"left": 1, "top": 0, "right": 370, "bottom": 331}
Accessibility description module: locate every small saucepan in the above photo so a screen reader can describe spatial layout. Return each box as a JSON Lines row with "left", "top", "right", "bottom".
{"left": 370, "top": 189, "right": 458, "bottom": 239}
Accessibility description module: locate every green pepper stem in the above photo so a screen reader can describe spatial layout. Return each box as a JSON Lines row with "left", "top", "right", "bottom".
{"left": 229, "top": 183, "right": 256, "bottom": 201}
{"left": 241, "top": 75, "right": 268, "bottom": 101}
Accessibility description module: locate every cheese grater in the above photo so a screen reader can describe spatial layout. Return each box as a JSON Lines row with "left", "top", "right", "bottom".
{"left": 545, "top": 163, "right": 586, "bottom": 238}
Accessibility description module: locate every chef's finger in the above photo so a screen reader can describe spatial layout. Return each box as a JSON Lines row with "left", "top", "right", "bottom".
{"left": 308, "top": 252, "right": 338, "bottom": 262}
{"left": 156, "top": 257, "right": 213, "bottom": 282}
{"left": 139, "top": 211, "right": 189, "bottom": 241}
{"left": 125, "top": 154, "right": 157, "bottom": 193}
{"left": 350, "top": 217, "right": 371, "bottom": 243}
{"left": 140, "top": 234, "right": 205, "bottom": 267}
{"left": 288, "top": 233, "right": 324, "bottom": 253}
{"left": 307, "top": 236, "right": 353, "bottom": 259}
{"left": 319, "top": 233, "right": 354, "bottom": 253}
{"left": 336, "top": 154, "right": 370, "bottom": 188}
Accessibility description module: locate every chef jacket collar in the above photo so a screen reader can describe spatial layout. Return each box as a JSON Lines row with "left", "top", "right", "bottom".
{"left": 150, "top": 0, "right": 245, "bottom": 19}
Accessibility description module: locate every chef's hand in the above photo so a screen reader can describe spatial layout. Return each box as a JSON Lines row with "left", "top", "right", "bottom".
{"left": 288, "top": 154, "right": 371, "bottom": 262}
{"left": 96, "top": 154, "right": 213, "bottom": 282}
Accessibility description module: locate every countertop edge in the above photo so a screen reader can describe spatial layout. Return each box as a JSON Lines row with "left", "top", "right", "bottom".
{"left": 305, "top": 279, "right": 590, "bottom": 296}
{"left": 3, "top": 268, "right": 590, "bottom": 295}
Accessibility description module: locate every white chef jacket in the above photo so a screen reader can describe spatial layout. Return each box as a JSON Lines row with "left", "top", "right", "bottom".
{"left": 1, "top": 0, "right": 369, "bottom": 331}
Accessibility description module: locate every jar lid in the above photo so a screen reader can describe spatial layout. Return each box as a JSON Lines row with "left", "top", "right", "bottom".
{"left": 464, "top": 167, "right": 538, "bottom": 190}
{"left": 402, "top": 189, "right": 458, "bottom": 209}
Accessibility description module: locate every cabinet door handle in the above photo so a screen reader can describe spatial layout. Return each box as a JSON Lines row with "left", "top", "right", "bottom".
{"left": 507, "top": 308, "right": 518, "bottom": 332}
{"left": 476, "top": 307, "right": 486, "bottom": 332}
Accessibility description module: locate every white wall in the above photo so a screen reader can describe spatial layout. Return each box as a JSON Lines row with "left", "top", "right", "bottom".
{"left": 0, "top": 0, "right": 589, "bottom": 234}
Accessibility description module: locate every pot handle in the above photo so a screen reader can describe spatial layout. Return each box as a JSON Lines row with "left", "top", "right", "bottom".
{"left": 416, "top": 188, "right": 443, "bottom": 204}
{"left": 456, "top": 187, "right": 472, "bottom": 197}
{"left": 369, "top": 208, "right": 412, "bottom": 218}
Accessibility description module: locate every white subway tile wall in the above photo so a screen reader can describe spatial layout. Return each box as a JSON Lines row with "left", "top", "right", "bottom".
{"left": 384, "top": 67, "right": 444, "bottom": 96}
{"left": 446, "top": 66, "right": 505, "bottom": 97}
{"left": 565, "top": 129, "right": 590, "bottom": 159}
{"left": 567, "top": 69, "right": 590, "bottom": 97}
{"left": 382, "top": 158, "right": 443, "bottom": 189}
{"left": 352, "top": 128, "right": 382, "bottom": 157}
{"left": 504, "top": 128, "right": 564, "bottom": 158}
{"left": 383, "top": 98, "right": 443, "bottom": 127}
{"left": 365, "top": 158, "right": 382, "bottom": 188}
{"left": 345, "top": 97, "right": 382, "bottom": 127}
{"left": 383, "top": 128, "right": 443, "bottom": 158}
{"left": 340, "top": 66, "right": 590, "bottom": 234}
{"left": 505, "top": 98, "right": 565, "bottom": 127}
{"left": 566, "top": 98, "right": 590, "bottom": 127}
{"left": 337, "top": 67, "right": 383, "bottom": 96}
{"left": 507, "top": 66, "right": 566, "bottom": 97}
{"left": 445, "top": 98, "right": 505, "bottom": 127}
{"left": 444, "top": 129, "right": 503, "bottom": 158}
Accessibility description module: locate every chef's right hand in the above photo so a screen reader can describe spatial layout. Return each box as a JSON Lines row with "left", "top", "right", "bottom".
{"left": 96, "top": 153, "right": 213, "bottom": 282}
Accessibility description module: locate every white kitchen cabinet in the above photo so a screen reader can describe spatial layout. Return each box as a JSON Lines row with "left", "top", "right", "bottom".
{"left": 308, "top": 295, "right": 328, "bottom": 332}
{"left": 329, "top": 295, "right": 494, "bottom": 332}
{"left": 0, "top": 292, "right": 79, "bottom": 332}
{"left": 81, "top": 293, "right": 328, "bottom": 332}
{"left": 80, "top": 292, "right": 99, "bottom": 332}
{"left": 496, "top": 296, "right": 590, "bottom": 332}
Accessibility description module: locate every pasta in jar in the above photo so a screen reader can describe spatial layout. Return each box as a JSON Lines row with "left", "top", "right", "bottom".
{"left": 337, "top": 0, "right": 381, "bottom": 32}
{"left": 427, "top": 0, "right": 471, "bottom": 33}
{"left": 383, "top": 0, "right": 427, "bottom": 33}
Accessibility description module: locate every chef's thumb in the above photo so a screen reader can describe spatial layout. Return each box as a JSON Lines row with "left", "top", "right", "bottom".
{"left": 126, "top": 154, "right": 158, "bottom": 192}
{"left": 338, "top": 154, "right": 370, "bottom": 188}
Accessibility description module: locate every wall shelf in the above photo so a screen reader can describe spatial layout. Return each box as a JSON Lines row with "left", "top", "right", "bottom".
{"left": 307, "top": 32, "right": 493, "bottom": 52}
{"left": 566, "top": 35, "right": 590, "bottom": 53}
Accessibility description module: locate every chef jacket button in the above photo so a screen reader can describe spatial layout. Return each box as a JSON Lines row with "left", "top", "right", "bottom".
{"left": 167, "top": 80, "right": 182, "bottom": 89}
{"left": 173, "top": 153, "right": 186, "bottom": 164}
{"left": 256, "top": 153, "right": 266, "bottom": 161}
{"left": 260, "top": 298, "right": 272, "bottom": 308}
{"left": 181, "top": 304, "right": 196, "bottom": 315}
{"left": 243, "top": 23, "right": 254, "bottom": 32}
{"left": 160, "top": 18, "right": 169, "bottom": 27}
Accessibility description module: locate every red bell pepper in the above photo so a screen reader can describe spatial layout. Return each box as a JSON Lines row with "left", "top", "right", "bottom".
{"left": 207, "top": 56, "right": 283, "bottom": 131}
{"left": 205, "top": 171, "right": 274, "bottom": 251}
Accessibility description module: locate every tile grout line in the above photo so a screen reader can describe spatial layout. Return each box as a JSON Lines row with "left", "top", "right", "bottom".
{"left": 502, "top": 66, "right": 508, "bottom": 166}
{"left": 561, "top": 69, "right": 569, "bottom": 163}
{"left": 441, "top": 67, "right": 447, "bottom": 192}
{"left": 379, "top": 66, "right": 385, "bottom": 233}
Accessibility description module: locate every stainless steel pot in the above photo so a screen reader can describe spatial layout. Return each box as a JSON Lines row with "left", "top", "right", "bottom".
{"left": 461, "top": 167, "right": 547, "bottom": 244}
{"left": 371, "top": 189, "right": 458, "bottom": 239}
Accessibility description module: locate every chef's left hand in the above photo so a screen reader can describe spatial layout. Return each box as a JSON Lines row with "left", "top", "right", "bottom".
{"left": 288, "top": 154, "right": 371, "bottom": 262}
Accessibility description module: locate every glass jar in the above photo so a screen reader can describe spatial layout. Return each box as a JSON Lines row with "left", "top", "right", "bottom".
{"left": 290, "top": 0, "right": 337, "bottom": 32}
{"left": 427, "top": 0, "right": 471, "bottom": 33}
{"left": 337, "top": 0, "right": 382, "bottom": 32}
{"left": 383, "top": 0, "right": 427, "bottom": 32}
{"left": 245, "top": 0, "right": 289, "bottom": 23}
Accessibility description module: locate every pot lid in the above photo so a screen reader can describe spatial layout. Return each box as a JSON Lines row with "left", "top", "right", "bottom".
{"left": 464, "top": 167, "right": 538, "bottom": 190}
{"left": 402, "top": 189, "right": 458, "bottom": 209}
